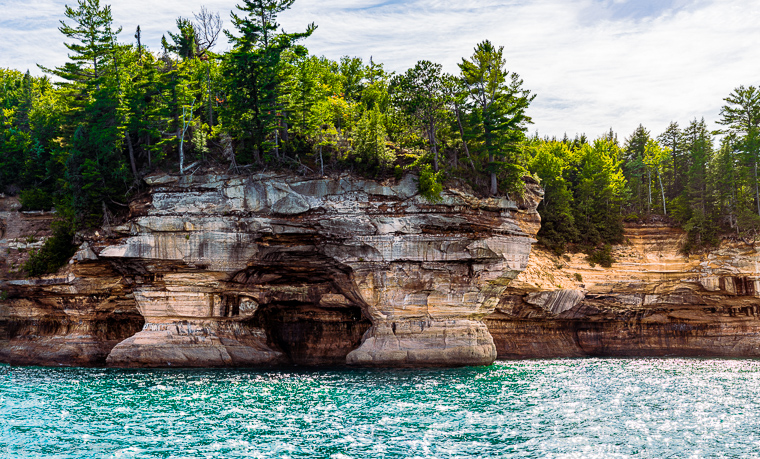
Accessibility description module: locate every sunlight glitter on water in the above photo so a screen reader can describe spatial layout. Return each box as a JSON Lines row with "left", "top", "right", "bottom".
{"left": 2, "top": 359, "right": 760, "bottom": 458}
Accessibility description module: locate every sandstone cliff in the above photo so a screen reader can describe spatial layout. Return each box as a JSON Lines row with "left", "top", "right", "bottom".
{"left": 488, "top": 223, "right": 760, "bottom": 358}
{"left": 0, "top": 173, "right": 542, "bottom": 367}
{"left": 8, "top": 174, "right": 760, "bottom": 368}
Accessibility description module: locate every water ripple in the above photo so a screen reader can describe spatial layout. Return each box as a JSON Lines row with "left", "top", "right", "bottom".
{"left": 2, "top": 359, "right": 760, "bottom": 457}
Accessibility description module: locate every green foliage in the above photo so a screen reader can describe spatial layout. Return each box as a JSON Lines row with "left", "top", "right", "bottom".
{"left": 459, "top": 40, "right": 534, "bottom": 196}
{"left": 529, "top": 141, "right": 577, "bottom": 253}
{"left": 163, "top": 18, "right": 198, "bottom": 60}
{"left": 586, "top": 244, "right": 614, "bottom": 268}
{"left": 390, "top": 60, "right": 448, "bottom": 171}
{"left": 23, "top": 221, "right": 78, "bottom": 277}
{"left": 9, "top": 0, "right": 760, "bottom": 259}
{"left": 682, "top": 211, "right": 719, "bottom": 253}
{"left": 622, "top": 124, "right": 651, "bottom": 215}
{"left": 352, "top": 106, "right": 393, "bottom": 172}
{"left": 530, "top": 136, "right": 626, "bottom": 253}
{"left": 418, "top": 164, "right": 443, "bottom": 203}
{"left": 19, "top": 189, "right": 54, "bottom": 211}
{"left": 222, "top": 0, "right": 315, "bottom": 163}
{"left": 573, "top": 139, "right": 626, "bottom": 246}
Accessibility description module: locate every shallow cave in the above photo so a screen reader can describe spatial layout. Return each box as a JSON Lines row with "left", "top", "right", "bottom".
{"left": 228, "top": 249, "right": 371, "bottom": 366}
{"left": 251, "top": 301, "right": 371, "bottom": 366}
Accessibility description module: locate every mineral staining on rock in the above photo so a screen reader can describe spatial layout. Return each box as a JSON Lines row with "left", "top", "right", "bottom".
{"left": 0, "top": 173, "right": 542, "bottom": 367}
{"left": 488, "top": 223, "right": 760, "bottom": 359}
{"left": 9, "top": 180, "right": 760, "bottom": 367}
{"left": 8, "top": 179, "right": 760, "bottom": 366}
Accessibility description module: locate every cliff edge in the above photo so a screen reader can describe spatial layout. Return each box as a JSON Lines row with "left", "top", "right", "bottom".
{"left": 0, "top": 173, "right": 542, "bottom": 367}
{"left": 488, "top": 223, "right": 760, "bottom": 358}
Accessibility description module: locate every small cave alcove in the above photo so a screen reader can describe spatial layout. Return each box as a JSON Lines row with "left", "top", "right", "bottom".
{"left": 231, "top": 248, "right": 372, "bottom": 366}
{"left": 252, "top": 301, "right": 370, "bottom": 366}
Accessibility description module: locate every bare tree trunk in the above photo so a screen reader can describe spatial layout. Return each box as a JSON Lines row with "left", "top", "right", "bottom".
{"left": 430, "top": 125, "right": 439, "bottom": 172}
{"left": 647, "top": 169, "right": 652, "bottom": 213}
{"left": 755, "top": 157, "right": 760, "bottom": 216}
{"left": 455, "top": 106, "right": 475, "bottom": 171}
{"left": 274, "top": 128, "right": 279, "bottom": 160}
{"left": 490, "top": 157, "right": 497, "bottom": 196}
{"left": 179, "top": 101, "right": 194, "bottom": 174}
{"left": 207, "top": 64, "right": 213, "bottom": 127}
{"left": 178, "top": 126, "right": 184, "bottom": 174}
{"left": 125, "top": 132, "right": 138, "bottom": 181}
{"left": 657, "top": 169, "right": 666, "bottom": 215}
{"left": 319, "top": 144, "right": 324, "bottom": 176}
{"left": 146, "top": 134, "right": 151, "bottom": 168}
{"left": 282, "top": 114, "right": 289, "bottom": 157}
{"left": 486, "top": 124, "right": 497, "bottom": 196}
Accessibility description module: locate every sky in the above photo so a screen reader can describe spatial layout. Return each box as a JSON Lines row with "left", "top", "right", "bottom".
{"left": 2, "top": 0, "right": 759, "bottom": 141}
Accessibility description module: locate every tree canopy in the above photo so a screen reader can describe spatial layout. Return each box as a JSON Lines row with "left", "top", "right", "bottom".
{"left": 2, "top": 0, "right": 759, "bottom": 276}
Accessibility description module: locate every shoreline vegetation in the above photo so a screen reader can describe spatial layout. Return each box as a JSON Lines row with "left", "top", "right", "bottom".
{"left": 1, "top": 0, "right": 758, "bottom": 276}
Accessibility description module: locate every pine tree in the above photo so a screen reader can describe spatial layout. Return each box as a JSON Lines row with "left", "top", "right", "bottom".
{"left": 39, "top": 0, "right": 130, "bottom": 225}
{"left": 718, "top": 85, "right": 760, "bottom": 215}
{"left": 222, "top": 0, "right": 315, "bottom": 163}
{"left": 622, "top": 125, "right": 651, "bottom": 215}
{"left": 529, "top": 141, "right": 578, "bottom": 252}
{"left": 459, "top": 40, "right": 534, "bottom": 196}
{"left": 39, "top": 0, "right": 121, "bottom": 93}
{"left": 390, "top": 60, "right": 448, "bottom": 172}
{"left": 658, "top": 122, "right": 685, "bottom": 200}
{"left": 682, "top": 118, "right": 716, "bottom": 248}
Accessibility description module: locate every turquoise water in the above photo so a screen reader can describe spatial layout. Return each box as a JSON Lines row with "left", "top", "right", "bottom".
{"left": 2, "top": 359, "right": 760, "bottom": 458}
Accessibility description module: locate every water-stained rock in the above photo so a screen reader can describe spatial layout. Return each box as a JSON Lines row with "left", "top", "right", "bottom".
{"left": 487, "top": 224, "right": 760, "bottom": 359}
{"left": 0, "top": 173, "right": 542, "bottom": 368}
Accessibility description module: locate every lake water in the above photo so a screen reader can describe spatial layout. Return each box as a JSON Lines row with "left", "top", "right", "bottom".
{"left": 2, "top": 359, "right": 760, "bottom": 458}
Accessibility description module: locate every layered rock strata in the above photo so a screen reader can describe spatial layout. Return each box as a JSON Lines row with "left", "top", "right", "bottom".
{"left": 487, "top": 223, "right": 760, "bottom": 358}
{"left": 1, "top": 173, "right": 542, "bottom": 367}
{"left": 0, "top": 200, "right": 144, "bottom": 366}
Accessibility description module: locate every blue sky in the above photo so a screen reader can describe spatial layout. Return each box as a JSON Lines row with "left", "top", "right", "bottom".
{"left": 2, "top": 0, "right": 758, "bottom": 141}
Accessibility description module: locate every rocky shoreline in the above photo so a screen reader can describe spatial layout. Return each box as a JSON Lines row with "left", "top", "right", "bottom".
{"left": 4, "top": 175, "right": 760, "bottom": 368}
{"left": 0, "top": 172, "right": 541, "bottom": 367}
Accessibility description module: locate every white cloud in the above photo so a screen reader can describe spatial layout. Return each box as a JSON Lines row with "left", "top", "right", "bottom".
{"left": 2, "top": 0, "right": 759, "bottom": 140}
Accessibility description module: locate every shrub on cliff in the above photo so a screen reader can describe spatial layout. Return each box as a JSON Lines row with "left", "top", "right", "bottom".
{"left": 23, "top": 221, "right": 77, "bottom": 277}
{"left": 418, "top": 164, "right": 443, "bottom": 202}
{"left": 586, "top": 244, "right": 614, "bottom": 268}
{"left": 19, "top": 189, "right": 54, "bottom": 211}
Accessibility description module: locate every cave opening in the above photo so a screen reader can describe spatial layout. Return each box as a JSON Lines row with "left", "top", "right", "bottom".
{"left": 251, "top": 301, "right": 370, "bottom": 366}
{"left": 231, "top": 247, "right": 372, "bottom": 366}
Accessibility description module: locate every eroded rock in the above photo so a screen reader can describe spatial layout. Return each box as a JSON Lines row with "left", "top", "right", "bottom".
{"left": 488, "top": 224, "right": 760, "bottom": 359}
{"left": 1, "top": 173, "right": 541, "bottom": 368}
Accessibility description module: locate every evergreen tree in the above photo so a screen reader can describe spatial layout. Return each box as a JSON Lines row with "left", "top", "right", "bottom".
{"left": 658, "top": 122, "right": 685, "bottom": 201}
{"left": 572, "top": 139, "right": 627, "bottom": 246}
{"left": 529, "top": 141, "right": 577, "bottom": 252}
{"left": 682, "top": 118, "right": 716, "bottom": 248}
{"left": 718, "top": 85, "right": 760, "bottom": 215}
{"left": 390, "top": 60, "right": 448, "bottom": 171}
{"left": 353, "top": 105, "right": 392, "bottom": 171}
{"left": 39, "top": 0, "right": 122, "bottom": 92}
{"left": 643, "top": 139, "right": 669, "bottom": 215}
{"left": 222, "top": 0, "right": 315, "bottom": 163}
{"left": 622, "top": 124, "right": 651, "bottom": 215}
{"left": 39, "top": 0, "right": 131, "bottom": 225}
{"left": 459, "top": 40, "right": 534, "bottom": 196}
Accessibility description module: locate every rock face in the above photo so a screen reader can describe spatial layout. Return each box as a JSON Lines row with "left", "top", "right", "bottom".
{"left": 8, "top": 183, "right": 760, "bottom": 366}
{"left": 0, "top": 199, "right": 145, "bottom": 366}
{"left": 487, "top": 223, "right": 760, "bottom": 359}
{"left": 0, "top": 173, "right": 542, "bottom": 367}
